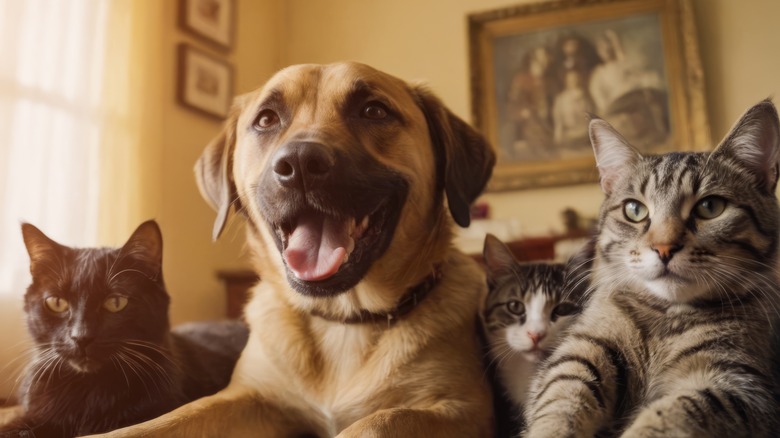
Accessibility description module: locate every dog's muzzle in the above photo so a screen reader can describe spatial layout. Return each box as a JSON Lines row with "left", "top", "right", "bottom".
{"left": 258, "top": 140, "right": 409, "bottom": 296}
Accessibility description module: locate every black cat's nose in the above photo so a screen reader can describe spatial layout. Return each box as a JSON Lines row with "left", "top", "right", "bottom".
{"left": 652, "top": 243, "right": 683, "bottom": 265}
{"left": 272, "top": 142, "right": 335, "bottom": 190}
{"left": 71, "top": 334, "right": 95, "bottom": 350}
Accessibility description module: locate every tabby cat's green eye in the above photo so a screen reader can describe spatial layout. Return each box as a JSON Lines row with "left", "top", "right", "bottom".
{"left": 44, "top": 296, "right": 69, "bottom": 313}
{"left": 506, "top": 300, "right": 524, "bottom": 315}
{"left": 694, "top": 196, "right": 726, "bottom": 219}
{"left": 623, "top": 200, "right": 649, "bottom": 223}
{"left": 103, "top": 296, "right": 128, "bottom": 313}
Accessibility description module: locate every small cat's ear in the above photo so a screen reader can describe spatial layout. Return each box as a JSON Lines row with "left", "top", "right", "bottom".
{"left": 711, "top": 98, "right": 780, "bottom": 193}
{"left": 121, "top": 220, "right": 163, "bottom": 274}
{"left": 483, "top": 234, "right": 517, "bottom": 283}
{"left": 21, "top": 223, "right": 65, "bottom": 275}
{"left": 589, "top": 117, "right": 641, "bottom": 194}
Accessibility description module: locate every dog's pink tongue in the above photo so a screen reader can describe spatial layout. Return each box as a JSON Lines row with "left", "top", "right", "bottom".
{"left": 284, "top": 214, "right": 349, "bottom": 281}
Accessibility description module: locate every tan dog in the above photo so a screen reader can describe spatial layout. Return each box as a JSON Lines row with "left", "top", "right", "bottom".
{"left": 94, "top": 62, "right": 495, "bottom": 437}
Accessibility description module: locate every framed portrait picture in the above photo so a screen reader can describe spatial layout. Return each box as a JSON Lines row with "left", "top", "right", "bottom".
{"left": 177, "top": 43, "right": 233, "bottom": 119}
{"left": 179, "top": 0, "right": 235, "bottom": 50}
{"left": 469, "top": 0, "right": 710, "bottom": 191}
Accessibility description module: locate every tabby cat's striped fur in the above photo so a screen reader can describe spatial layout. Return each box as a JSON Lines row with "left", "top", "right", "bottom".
{"left": 524, "top": 100, "right": 780, "bottom": 437}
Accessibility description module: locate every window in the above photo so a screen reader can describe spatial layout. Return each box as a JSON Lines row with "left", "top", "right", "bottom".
{"left": 0, "top": 0, "right": 109, "bottom": 294}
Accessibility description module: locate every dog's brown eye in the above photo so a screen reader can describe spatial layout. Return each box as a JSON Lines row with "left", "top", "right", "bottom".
{"left": 362, "top": 102, "right": 388, "bottom": 120}
{"left": 254, "top": 110, "right": 279, "bottom": 130}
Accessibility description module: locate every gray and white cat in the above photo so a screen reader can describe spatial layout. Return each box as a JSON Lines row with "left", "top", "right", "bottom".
{"left": 481, "top": 233, "right": 592, "bottom": 435}
{"left": 524, "top": 100, "right": 780, "bottom": 437}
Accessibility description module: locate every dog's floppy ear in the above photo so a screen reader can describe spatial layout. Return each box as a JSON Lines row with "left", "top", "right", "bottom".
{"left": 413, "top": 87, "right": 496, "bottom": 227}
{"left": 194, "top": 97, "right": 245, "bottom": 241}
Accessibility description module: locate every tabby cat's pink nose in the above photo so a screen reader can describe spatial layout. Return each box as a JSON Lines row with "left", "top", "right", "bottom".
{"left": 528, "top": 331, "right": 545, "bottom": 345}
{"left": 651, "top": 243, "right": 682, "bottom": 264}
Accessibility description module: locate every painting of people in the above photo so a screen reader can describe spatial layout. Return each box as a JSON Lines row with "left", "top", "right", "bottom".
{"left": 469, "top": 0, "right": 710, "bottom": 191}
{"left": 493, "top": 13, "right": 668, "bottom": 162}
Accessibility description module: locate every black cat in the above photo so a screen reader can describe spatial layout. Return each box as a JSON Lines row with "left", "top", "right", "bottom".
{"left": 0, "top": 220, "right": 248, "bottom": 437}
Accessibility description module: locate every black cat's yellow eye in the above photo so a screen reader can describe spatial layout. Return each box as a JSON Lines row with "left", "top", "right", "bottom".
{"left": 552, "top": 302, "right": 579, "bottom": 317}
{"left": 44, "top": 296, "right": 69, "bottom": 313}
{"left": 506, "top": 300, "right": 524, "bottom": 315}
{"left": 103, "top": 296, "right": 128, "bottom": 313}
{"left": 694, "top": 196, "right": 727, "bottom": 219}
{"left": 624, "top": 200, "right": 649, "bottom": 223}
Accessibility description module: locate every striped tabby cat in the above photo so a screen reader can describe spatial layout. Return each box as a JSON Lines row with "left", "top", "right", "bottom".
{"left": 481, "top": 234, "right": 591, "bottom": 436}
{"left": 524, "top": 100, "right": 780, "bottom": 437}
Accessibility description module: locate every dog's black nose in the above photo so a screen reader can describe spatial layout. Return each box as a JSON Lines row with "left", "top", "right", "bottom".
{"left": 272, "top": 142, "right": 335, "bottom": 189}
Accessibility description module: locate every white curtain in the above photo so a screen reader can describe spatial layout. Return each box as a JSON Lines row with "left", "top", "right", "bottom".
{"left": 0, "top": 0, "right": 109, "bottom": 296}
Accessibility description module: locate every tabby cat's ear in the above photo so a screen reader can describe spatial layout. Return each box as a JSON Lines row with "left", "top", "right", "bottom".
{"left": 711, "top": 99, "right": 780, "bottom": 193}
{"left": 21, "top": 223, "right": 66, "bottom": 276}
{"left": 483, "top": 234, "right": 517, "bottom": 283}
{"left": 589, "top": 117, "right": 641, "bottom": 194}
{"left": 121, "top": 220, "right": 163, "bottom": 275}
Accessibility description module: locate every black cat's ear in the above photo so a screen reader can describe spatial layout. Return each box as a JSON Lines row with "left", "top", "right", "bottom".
{"left": 121, "top": 220, "right": 163, "bottom": 275}
{"left": 21, "top": 223, "right": 65, "bottom": 276}
{"left": 589, "top": 117, "right": 641, "bottom": 195}
{"left": 482, "top": 234, "right": 517, "bottom": 283}
{"left": 711, "top": 99, "right": 780, "bottom": 193}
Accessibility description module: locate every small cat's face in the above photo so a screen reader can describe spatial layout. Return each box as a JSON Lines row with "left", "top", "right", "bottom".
{"left": 22, "top": 221, "right": 169, "bottom": 374}
{"left": 482, "top": 235, "right": 582, "bottom": 363}
{"left": 484, "top": 281, "right": 578, "bottom": 362}
{"left": 590, "top": 104, "right": 780, "bottom": 304}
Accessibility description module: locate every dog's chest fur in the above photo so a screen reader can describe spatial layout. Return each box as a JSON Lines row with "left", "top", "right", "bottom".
{"left": 239, "top": 279, "right": 403, "bottom": 431}
{"left": 236, "top": 254, "right": 485, "bottom": 436}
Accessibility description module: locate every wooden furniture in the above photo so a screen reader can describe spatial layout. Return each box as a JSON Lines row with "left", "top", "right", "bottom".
{"left": 217, "top": 269, "right": 259, "bottom": 319}
{"left": 217, "top": 232, "right": 587, "bottom": 318}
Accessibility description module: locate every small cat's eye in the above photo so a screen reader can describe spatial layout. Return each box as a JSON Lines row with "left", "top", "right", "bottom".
{"left": 103, "top": 296, "right": 128, "bottom": 313}
{"left": 506, "top": 300, "right": 524, "bottom": 315}
{"left": 44, "top": 296, "right": 69, "bottom": 313}
{"left": 694, "top": 196, "right": 726, "bottom": 219}
{"left": 623, "top": 200, "right": 649, "bottom": 223}
{"left": 552, "top": 302, "right": 580, "bottom": 317}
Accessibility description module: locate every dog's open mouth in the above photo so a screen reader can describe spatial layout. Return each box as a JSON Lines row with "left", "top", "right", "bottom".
{"left": 281, "top": 207, "right": 378, "bottom": 282}
{"left": 270, "top": 189, "right": 405, "bottom": 296}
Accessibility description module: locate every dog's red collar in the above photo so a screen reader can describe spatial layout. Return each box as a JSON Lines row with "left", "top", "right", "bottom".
{"left": 309, "top": 265, "right": 442, "bottom": 325}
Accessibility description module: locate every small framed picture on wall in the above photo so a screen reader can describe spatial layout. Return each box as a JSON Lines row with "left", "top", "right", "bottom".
{"left": 177, "top": 43, "right": 233, "bottom": 119}
{"left": 179, "top": 0, "right": 235, "bottom": 50}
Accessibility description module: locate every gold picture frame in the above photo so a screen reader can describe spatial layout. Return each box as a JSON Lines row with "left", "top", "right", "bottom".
{"left": 177, "top": 43, "right": 234, "bottom": 119}
{"left": 469, "top": 0, "right": 710, "bottom": 191}
{"left": 179, "top": 0, "right": 235, "bottom": 50}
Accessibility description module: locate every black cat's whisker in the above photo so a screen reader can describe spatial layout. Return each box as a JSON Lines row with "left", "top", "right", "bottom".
{"left": 120, "top": 345, "right": 176, "bottom": 390}
{"left": 128, "top": 353, "right": 158, "bottom": 397}
{"left": 29, "top": 349, "right": 59, "bottom": 390}
{"left": 116, "top": 350, "right": 155, "bottom": 398}
{"left": 43, "top": 356, "right": 64, "bottom": 390}
{"left": 110, "top": 354, "right": 132, "bottom": 389}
